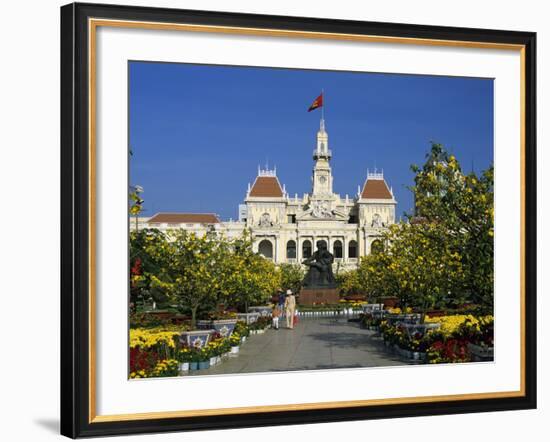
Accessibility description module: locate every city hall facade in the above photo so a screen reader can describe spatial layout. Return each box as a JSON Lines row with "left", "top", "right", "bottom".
{"left": 136, "top": 119, "right": 397, "bottom": 270}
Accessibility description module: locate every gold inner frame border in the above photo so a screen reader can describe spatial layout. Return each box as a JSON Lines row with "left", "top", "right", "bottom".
{"left": 87, "top": 18, "right": 527, "bottom": 424}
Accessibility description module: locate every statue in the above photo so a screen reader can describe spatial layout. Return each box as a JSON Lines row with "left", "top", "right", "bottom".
{"left": 302, "top": 241, "right": 337, "bottom": 288}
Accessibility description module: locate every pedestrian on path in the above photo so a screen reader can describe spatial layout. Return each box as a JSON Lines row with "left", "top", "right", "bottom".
{"left": 277, "top": 289, "right": 286, "bottom": 316}
{"left": 284, "top": 289, "right": 296, "bottom": 329}
{"left": 272, "top": 304, "right": 281, "bottom": 330}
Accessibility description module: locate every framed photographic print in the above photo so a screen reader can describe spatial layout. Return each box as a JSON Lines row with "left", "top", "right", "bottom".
{"left": 60, "top": 2, "right": 537, "bottom": 438}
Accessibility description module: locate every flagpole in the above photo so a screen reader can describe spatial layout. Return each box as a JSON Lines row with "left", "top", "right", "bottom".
{"left": 321, "top": 88, "right": 325, "bottom": 121}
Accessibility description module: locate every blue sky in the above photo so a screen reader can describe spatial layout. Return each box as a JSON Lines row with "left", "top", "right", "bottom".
{"left": 129, "top": 61, "right": 493, "bottom": 220}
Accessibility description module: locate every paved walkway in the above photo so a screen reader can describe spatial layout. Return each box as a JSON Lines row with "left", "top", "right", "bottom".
{"left": 189, "top": 318, "right": 412, "bottom": 376}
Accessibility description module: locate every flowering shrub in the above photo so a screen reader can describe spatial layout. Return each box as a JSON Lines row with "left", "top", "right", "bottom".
{"left": 130, "top": 347, "right": 160, "bottom": 374}
{"left": 229, "top": 334, "right": 241, "bottom": 347}
{"left": 129, "top": 328, "right": 181, "bottom": 375}
{"left": 380, "top": 314, "right": 494, "bottom": 363}
{"left": 359, "top": 313, "right": 382, "bottom": 329}
{"left": 233, "top": 321, "right": 250, "bottom": 337}
{"left": 424, "top": 314, "right": 493, "bottom": 338}
{"left": 427, "top": 339, "right": 470, "bottom": 364}
{"left": 130, "top": 359, "right": 179, "bottom": 378}
{"left": 249, "top": 316, "right": 271, "bottom": 330}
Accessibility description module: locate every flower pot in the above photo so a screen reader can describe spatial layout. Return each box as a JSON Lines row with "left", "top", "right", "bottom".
{"left": 189, "top": 361, "right": 199, "bottom": 371}
{"left": 209, "top": 357, "right": 217, "bottom": 366}
{"left": 230, "top": 345, "right": 240, "bottom": 354}
{"left": 249, "top": 306, "right": 273, "bottom": 317}
{"left": 198, "top": 360, "right": 210, "bottom": 370}
{"left": 236, "top": 312, "right": 260, "bottom": 325}
{"left": 241, "top": 336, "right": 247, "bottom": 343}
{"left": 179, "top": 330, "right": 215, "bottom": 349}
{"left": 179, "top": 362, "right": 189, "bottom": 372}
{"left": 467, "top": 343, "right": 494, "bottom": 362}
{"left": 196, "top": 319, "right": 238, "bottom": 337}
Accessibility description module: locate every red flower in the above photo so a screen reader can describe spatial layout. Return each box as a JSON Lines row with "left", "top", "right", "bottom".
{"left": 131, "top": 258, "right": 142, "bottom": 276}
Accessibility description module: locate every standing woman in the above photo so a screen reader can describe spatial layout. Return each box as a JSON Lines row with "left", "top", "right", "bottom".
{"left": 284, "top": 289, "right": 296, "bottom": 329}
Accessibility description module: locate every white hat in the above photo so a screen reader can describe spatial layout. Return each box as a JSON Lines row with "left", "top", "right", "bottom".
{"left": 286, "top": 289, "right": 293, "bottom": 295}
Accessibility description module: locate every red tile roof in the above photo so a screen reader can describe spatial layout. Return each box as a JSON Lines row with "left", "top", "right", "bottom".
{"left": 147, "top": 213, "right": 220, "bottom": 224}
{"left": 249, "top": 176, "right": 284, "bottom": 198}
{"left": 361, "top": 179, "right": 393, "bottom": 199}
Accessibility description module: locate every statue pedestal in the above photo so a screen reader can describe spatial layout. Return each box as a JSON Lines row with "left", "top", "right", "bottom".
{"left": 299, "top": 288, "right": 340, "bottom": 305}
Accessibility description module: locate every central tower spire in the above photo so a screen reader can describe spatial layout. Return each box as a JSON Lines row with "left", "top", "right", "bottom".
{"left": 311, "top": 117, "right": 333, "bottom": 196}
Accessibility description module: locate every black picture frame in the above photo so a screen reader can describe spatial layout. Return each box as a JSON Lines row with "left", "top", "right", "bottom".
{"left": 61, "top": 2, "right": 537, "bottom": 438}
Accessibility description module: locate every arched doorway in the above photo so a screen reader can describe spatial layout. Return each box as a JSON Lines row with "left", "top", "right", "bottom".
{"left": 302, "top": 240, "right": 312, "bottom": 259}
{"left": 286, "top": 240, "right": 297, "bottom": 259}
{"left": 348, "top": 240, "right": 358, "bottom": 258}
{"left": 333, "top": 240, "right": 343, "bottom": 258}
{"left": 258, "top": 239, "right": 273, "bottom": 259}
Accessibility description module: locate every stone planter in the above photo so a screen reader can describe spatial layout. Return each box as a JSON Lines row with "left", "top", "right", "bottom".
{"left": 391, "top": 345, "right": 427, "bottom": 362}
{"left": 386, "top": 313, "right": 422, "bottom": 325}
{"left": 178, "top": 362, "right": 189, "bottom": 373}
{"left": 249, "top": 306, "right": 273, "bottom": 317}
{"left": 196, "top": 318, "right": 238, "bottom": 338}
{"left": 468, "top": 343, "right": 494, "bottom": 362}
{"left": 198, "top": 360, "right": 210, "bottom": 370}
{"left": 412, "top": 351, "right": 427, "bottom": 362}
{"left": 400, "top": 322, "right": 441, "bottom": 339}
{"left": 179, "top": 330, "right": 215, "bottom": 349}
{"left": 236, "top": 312, "right": 261, "bottom": 325}
{"left": 362, "top": 303, "right": 384, "bottom": 314}
{"left": 209, "top": 357, "right": 217, "bottom": 366}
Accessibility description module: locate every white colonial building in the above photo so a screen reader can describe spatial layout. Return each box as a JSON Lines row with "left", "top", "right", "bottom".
{"left": 134, "top": 118, "right": 397, "bottom": 270}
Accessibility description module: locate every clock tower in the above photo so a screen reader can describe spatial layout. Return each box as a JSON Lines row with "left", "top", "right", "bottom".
{"left": 311, "top": 118, "right": 334, "bottom": 197}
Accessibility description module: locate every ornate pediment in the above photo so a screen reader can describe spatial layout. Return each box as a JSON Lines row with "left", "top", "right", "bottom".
{"left": 297, "top": 200, "right": 348, "bottom": 221}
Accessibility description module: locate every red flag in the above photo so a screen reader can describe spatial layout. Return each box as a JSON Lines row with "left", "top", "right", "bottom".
{"left": 308, "top": 93, "right": 323, "bottom": 112}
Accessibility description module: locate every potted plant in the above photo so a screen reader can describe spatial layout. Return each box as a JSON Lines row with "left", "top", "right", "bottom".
{"left": 177, "top": 347, "right": 191, "bottom": 373}
{"left": 197, "top": 348, "right": 211, "bottom": 370}
{"left": 229, "top": 334, "right": 240, "bottom": 354}
{"left": 188, "top": 348, "right": 200, "bottom": 371}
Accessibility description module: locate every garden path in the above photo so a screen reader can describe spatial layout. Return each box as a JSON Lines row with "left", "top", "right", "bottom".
{"left": 188, "top": 317, "right": 413, "bottom": 376}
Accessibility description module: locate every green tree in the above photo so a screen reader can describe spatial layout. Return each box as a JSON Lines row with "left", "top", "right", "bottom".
{"left": 147, "top": 230, "right": 231, "bottom": 327}
{"left": 336, "top": 269, "right": 362, "bottom": 296}
{"left": 410, "top": 143, "right": 494, "bottom": 310}
{"left": 383, "top": 222, "right": 465, "bottom": 319}
{"left": 129, "top": 228, "right": 169, "bottom": 309}
{"left": 278, "top": 263, "right": 305, "bottom": 294}
{"left": 221, "top": 230, "right": 280, "bottom": 312}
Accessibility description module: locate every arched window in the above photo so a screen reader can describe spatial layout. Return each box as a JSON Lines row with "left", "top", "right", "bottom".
{"left": 302, "top": 240, "right": 312, "bottom": 259}
{"left": 258, "top": 240, "right": 273, "bottom": 259}
{"left": 333, "top": 240, "right": 343, "bottom": 258}
{"left": 286, "top": 240, "right": 297, "bottom": 259}
{"left": 348, "top": 240, "right": 358, "bottom": 258}
{"left": 371, "top": 239, "right": 384, "bottom": 254}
